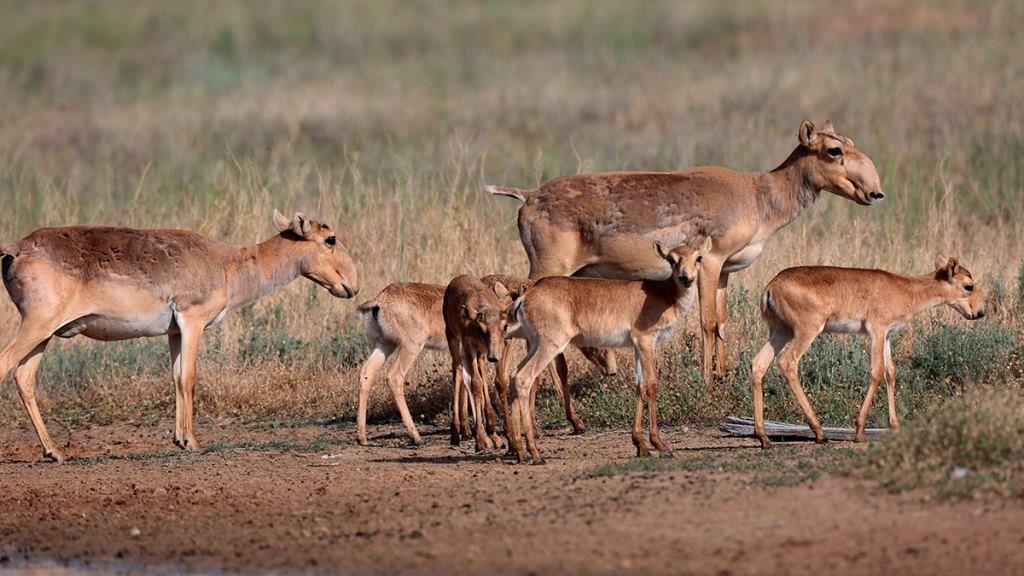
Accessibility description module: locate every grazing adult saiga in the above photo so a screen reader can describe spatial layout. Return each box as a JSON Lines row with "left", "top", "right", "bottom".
{"left": 0, "top": 211, "right": 358, "bottom": 462}
{"left": 488, "top": 120, "right": 885, "bottom": 383}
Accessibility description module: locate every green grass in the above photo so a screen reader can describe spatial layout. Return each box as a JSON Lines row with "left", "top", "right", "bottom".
{"left": 860, "top": 387, "right": 1024, "bottom": 499}
{"left": 589, "top": 444, "right": 858, "bottom": 488}
{"left": 70, "top": 434, "right": 344, "bottom": 465}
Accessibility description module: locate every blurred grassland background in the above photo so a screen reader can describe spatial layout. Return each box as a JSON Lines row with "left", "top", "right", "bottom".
{"left": 1, "top": 0, "right": 1022, "bottom": 436}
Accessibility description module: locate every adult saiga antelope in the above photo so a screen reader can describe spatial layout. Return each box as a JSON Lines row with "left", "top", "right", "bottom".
{"left": 750, "top": 256, "right": 985, "bottom": 449}
{"left": 488, "top": 120, "right": 885, "bottom": 384}
{"left": 506, "top": 237, "right": 711, "bottom": 463}
{"left": 0, "top": 211, "right": 358, "bottom": 462}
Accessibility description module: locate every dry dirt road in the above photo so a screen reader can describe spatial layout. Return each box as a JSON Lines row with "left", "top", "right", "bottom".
{"left": 1, "top": 419, "right": 1023, "bottom": 575}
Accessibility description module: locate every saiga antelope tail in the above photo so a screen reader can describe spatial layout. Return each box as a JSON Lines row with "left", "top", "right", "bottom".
{"left": 356, "top": 299, "right": 382, "bottom": 337}
{"left": 484, "top": 184, "right": 534, "bottom": 204}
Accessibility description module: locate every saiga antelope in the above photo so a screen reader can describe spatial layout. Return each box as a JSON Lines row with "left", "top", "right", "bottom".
{"left": 751, "top": 256, "right": 986, "bottom": 448}
{"left": 0, "top": 211, "right": 358, "bottom": 462}
{"left": 488, "top": 120, "right": 885, "bottom": 384}
{"left": 356, "top": 275, "right": 613, "bottom": 447}
{"left": 356, "top": 282, "right": 446, "bottom": 446}
{"left": 507, "top": 237, "right": 712, "bottom": 463}
{"left": 481, "top": 274, "right": 613, "bottom": 443}
{"left": 443, "top": 275, "right": 509, "bottom": 452}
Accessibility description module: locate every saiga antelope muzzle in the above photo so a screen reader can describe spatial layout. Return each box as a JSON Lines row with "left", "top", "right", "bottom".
{"left": 0, "top": 210, "right": 358, "bottom": 462}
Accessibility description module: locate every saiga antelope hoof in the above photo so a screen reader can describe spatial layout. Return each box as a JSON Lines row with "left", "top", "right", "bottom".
{"left": 178, "top": 437, "right": 200, "bottom": 452}
{"left": 758, "top": 437, "right": 773, "bottom": 450}
{"left": 44, "top": 449, "right": 66, "bottom": 464}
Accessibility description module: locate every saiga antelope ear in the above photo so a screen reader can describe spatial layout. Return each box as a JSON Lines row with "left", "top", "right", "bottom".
{"left": 946, "top": 257, "right": 960, "bottom": 278}
{"left": 273, "top": 209, "right": 292, "bottom": 233}
{"left": 699, "top": 236, "right": 713, "bottom": 256}
{"left": 461, "top": 304, "right": 478, "bottom": 321}
{"left": 934, "top": 255, "right": 959, "bottom": 281}
{"left": 653, "top": 241, "right": 671, "bottom": 261}
{"left": 822, "top": 120, "right": 836, "bottom": 135}
{"left": 492, "top": 281, "right": 510, "bottom": 300}
{"left": 292, "top": 213, "right": 313, "bottom": 238}
{"left": 799, "top": 120, "right": 818, "bottom": 147}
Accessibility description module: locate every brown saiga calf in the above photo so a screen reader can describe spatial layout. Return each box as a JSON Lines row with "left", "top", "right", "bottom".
{"left": 443, "top": 275, "right": 510, "bottom": 453}
{"left": 356, "top": 276, "right": 609, "bottom": 446}
{"left": 0, "top": 211, "right": 358, "bottom": 461}
{"left": 751, "top": 256, "right": 986, "bottom": 448}
{"left": 507, "top": 238, "right": 712, "bottom": 463}
{"left": 356, "top": 282, "right": 446, "bottom": 446}
{"left": 488, "top": 120, "right": 885, "bottom": 384}
{"left": 480, "top": 274, "right": 613, "bottom": 443}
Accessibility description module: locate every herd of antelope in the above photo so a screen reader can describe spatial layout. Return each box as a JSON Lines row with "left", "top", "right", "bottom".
{"left": 0, "top": 120, "right": 985, "bottom": 464}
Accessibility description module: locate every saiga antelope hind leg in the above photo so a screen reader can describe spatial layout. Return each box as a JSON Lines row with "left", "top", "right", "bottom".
{"left": 750, "top": 328, "right": 793, "bottom": 449}
{"left": 551, "top": 353, "right": 584, "bottom": 434}
{"left": 356, "top": 342, "right": 393, "bottom": 446}
{"left": 2, "top": 315, "right": 68, "bottom": 462}
{"left": 385, "top": 345, "right": 424, "bottom": 445}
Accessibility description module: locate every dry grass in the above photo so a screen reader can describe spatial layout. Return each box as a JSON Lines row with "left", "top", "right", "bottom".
{"left": 0, "top": 0, "right": 1022, "bottom": 431}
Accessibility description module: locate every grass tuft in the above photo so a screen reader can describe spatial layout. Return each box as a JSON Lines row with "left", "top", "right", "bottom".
{"left": 860, "top": 387, "right": 1024, "bottom": 498}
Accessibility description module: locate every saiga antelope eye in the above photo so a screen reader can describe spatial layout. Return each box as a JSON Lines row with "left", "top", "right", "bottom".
{"left": 965, "top": 284, "right": 974, "bottom": 292}
{"left": 325, "top": 235, "right": 337, "bottom": 247}
{"left": 695, "top": 255, "right": 703, "bottom": 264}
{"left": 826, "top": 147, "right": 843, "bottom": 158}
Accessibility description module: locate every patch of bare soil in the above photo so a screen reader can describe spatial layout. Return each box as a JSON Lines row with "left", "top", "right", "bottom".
{"left": 1, "top": 420, "right": 1023, "bottom": 575}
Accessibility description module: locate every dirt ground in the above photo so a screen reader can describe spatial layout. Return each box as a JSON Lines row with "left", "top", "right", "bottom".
{"left": 2, "top": 419, "right": 1023, "bottom": 576}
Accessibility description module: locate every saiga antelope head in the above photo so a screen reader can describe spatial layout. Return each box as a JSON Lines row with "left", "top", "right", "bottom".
{"left": 273, "top": 210, "right": 359, "bottom": 299}
{"left": 462, "top": 281, "right": 509, "bottom": 363}
{"left": 933, "top": 255, "right": 985, "bottom": 320}
{"left": 654, "top": 236, "right": 713, "bottom": 288}
{"left": 798, "top": 119, "right": 885, "bottom": 207}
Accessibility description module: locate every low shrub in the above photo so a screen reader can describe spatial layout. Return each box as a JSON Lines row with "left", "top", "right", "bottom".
{"left": 860, "top": 387, "right": 1024, "bottom": 498}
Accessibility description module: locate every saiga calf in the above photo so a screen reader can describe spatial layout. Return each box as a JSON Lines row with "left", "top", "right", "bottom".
{"left": 507, "top": 238, "right": 712, "bottom": 463}
{"left": 481, "top": 274, "right": 614, "bottom": 443}
{"left": 443, "top": 275, "right": 509, "bottom": 453}
{"left": 356, "top": 275, "right": 613, "bottom": 447}
{"left": 356, "top": 282, "right": 446, "bottom": 446}
{"left": 751, "top": 256, "right": 986, "bottom": 448}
